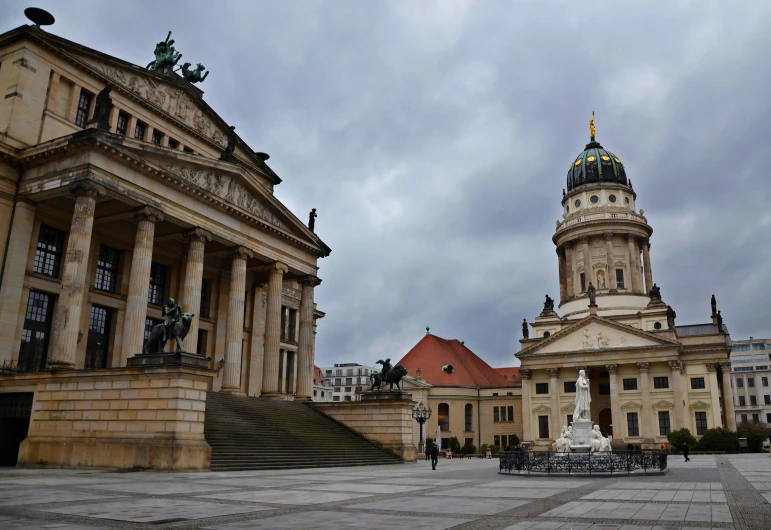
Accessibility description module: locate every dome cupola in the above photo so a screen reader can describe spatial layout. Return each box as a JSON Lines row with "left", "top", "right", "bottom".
{"left": 566, "top": 112, "right": 628, "bottom": 192}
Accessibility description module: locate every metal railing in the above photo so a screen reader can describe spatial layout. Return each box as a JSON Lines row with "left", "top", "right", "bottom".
{"left": 499, "top": 450, "right": 667, "bottom": 475}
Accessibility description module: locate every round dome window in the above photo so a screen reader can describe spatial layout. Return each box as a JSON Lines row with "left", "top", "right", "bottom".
{"left": 590, "top": 195, "right": 599, "bottom": 204}
{"left": 575, "top": 199, "right": 581, "bottom": 208}
{"left": 609, "top": 194, "right": 617, "bottom": 203}
{"left": 543, "top": 331, "right": 550, "bottom": 338}
{"left": 654, "top": 322, "right": 662, "bottom": 330}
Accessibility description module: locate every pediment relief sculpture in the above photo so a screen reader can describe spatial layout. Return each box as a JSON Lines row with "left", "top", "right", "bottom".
{"left": 689, "top": 400, "right": 711, "bottom": 410}
{"left": 620, "top": 401, "right": 642, "bottom": 410}
{"left": 161, "top": 164, "right": 287, "bottom": 230}
{"left": 652, "top": 400, "right": 675, "bottom": 409}
{"left": 532, "top": 404, "right": 551, "bottom": 413}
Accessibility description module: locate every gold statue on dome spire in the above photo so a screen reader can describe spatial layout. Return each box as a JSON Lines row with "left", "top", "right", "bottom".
{"left": 589, "top": 110, "right": 596, "bottom": 140}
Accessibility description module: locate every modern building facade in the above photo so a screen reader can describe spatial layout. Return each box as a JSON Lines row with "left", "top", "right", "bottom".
{"left": 729, "top": 338, "right": 771, "bottom": 425}
{"left": 318, "top": 363, "right": 377, "bottom": 401}
{"left": 312, "top": 364, "right": 333, "bottom": 402}
{"left": 515, "top": 122, "right": 734, "bottom": 449}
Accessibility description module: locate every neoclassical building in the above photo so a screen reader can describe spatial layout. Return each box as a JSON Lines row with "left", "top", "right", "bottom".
{"left": 0, "top": 25, "right": 329, "bottom": 395}
{"left": 516, "top": 123, "right": 734, "bottom": 449}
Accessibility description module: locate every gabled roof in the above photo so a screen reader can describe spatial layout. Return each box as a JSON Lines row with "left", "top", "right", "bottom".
{"left": 495, "top": 367, "right": 521, "bottom": 385}
{"left": 396, "top": 334, "right": 511, "bottom": 388}
{"left": 313, "top": 365, "right": 326, "bottom": 385}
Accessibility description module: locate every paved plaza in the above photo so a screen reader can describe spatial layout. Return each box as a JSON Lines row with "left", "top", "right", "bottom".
{"left": 1, "top": 455, "right": 771, "bottom": 529}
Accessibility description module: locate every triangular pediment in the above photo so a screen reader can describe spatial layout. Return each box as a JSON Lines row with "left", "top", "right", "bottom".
{"left": 621, "top": 401, "right": 642, "bottom": 410}
{"left": 689, "top": 400, "right": 711, "bottom": 410}
{"left": 532, "top": 404, "right": 552, "bottom": 413}
{"left": 519, "top": 316, "right": 678, "bottom": 357}
{"left": 653, "top": 399, "right": 675, "bottom": 409}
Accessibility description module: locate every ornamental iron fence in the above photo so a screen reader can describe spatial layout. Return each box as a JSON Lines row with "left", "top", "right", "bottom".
{"left": 499, "top": 450, "right": 667, "bottom": 475}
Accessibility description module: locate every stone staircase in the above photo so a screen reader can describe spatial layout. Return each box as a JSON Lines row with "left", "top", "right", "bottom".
{"left": 204, "top": 392, "right": 403, "bottom": 471}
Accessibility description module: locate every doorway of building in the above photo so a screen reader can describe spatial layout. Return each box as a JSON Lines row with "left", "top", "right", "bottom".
{"left": 599, "top": 408, "right": 613, "bottom": 438}
{"left": 0, "top": 393, "right": 33, "bottom": 466}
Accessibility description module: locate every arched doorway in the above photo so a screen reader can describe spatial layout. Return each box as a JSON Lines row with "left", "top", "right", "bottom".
{"left": 599, "top": 408, "right": 612, "bottom": 438}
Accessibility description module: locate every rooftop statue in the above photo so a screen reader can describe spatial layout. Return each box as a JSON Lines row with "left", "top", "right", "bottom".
{"left": 649, "top": 283, "right": 662, "bottom": 301}
{"left": 220, "top": 126, "right": 237, "bottom": 162}
{"left": 587, "top": 282, "right": 596, "bottom": 305}
{"left": 522, "top": 318, "right": 529, "bottom": 339}
{"left": 308, "top": 208, "right": 317, "bottom": 232}
{"left": 711, "top": 294, "right": 717, "bottom": 317}
{"left": 180, "top": 62, "right": 209, "bottom": 84}
{"left": 543, "top": 294, "right": 554, "bottom": 313}
{"left": 90, "top": 85, "right": 112, "bottom": 131}
{"left": 147, "top": 31, "right": 182, "bottom": 71}
{"left": 589, "top": 110, "right": 596, "bottom": 140}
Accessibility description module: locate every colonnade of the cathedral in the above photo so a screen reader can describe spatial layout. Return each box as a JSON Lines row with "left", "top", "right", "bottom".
{"left": 28, "top": 180, "right": 318, "bottom": 399}
{"left": 520, "top": 361, "right": 736, "bottom": 446}
{"left": 556, "top": 233, "right": 653, "bottom": 303}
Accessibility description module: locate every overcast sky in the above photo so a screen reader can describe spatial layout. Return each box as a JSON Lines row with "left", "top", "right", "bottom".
{"left": 2, "top": 0, "right": 770, "bottom": 369}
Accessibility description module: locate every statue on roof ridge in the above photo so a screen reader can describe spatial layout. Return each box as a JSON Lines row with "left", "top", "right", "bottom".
{"left": 147, "top": 31, "right": 182, "bottom": 71}
{"left": 180, "top": 62, "right": 209, "bottom": 84}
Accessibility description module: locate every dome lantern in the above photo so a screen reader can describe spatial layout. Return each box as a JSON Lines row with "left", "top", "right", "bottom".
{"left": 566, "top": 113, "right": 629, "bottom": 192}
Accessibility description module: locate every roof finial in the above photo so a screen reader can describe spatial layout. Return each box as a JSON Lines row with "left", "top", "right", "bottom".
{"left": 589, "top": 110, "right": 596, "bottom": 141}
{"left": 426, "top": 326, "right": 430, "bottom": 335}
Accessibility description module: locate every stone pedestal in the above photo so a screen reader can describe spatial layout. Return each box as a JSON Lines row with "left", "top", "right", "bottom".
{"left": 126, "top": 351, "right": 210, "bottom": 369}
{"left": 570, "top": 418, "right": 592, "bottom": 452}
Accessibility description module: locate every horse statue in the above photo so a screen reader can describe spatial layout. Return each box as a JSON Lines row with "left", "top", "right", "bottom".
{"left": 180, "top": 62, "right": 209, "bottom": 84}
{"left": 143, "top": 313, "right": 194, "bottom": 354}
{"left": 147, "top": 32, "right": 182, "bottom": 71}
{"left": 369, "top": 364, "right": 408, "bottom": 392}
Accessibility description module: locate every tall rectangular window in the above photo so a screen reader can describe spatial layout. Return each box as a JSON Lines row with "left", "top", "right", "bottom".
{"left": 116, "top": 111, "right": 129, "bottom": 135}
{"left": 494, "top": 435, "right": 501, "bottom": 447}
{"left": 94, "top": 245, "right": 119, "bottom": 293}
{"left": 199, "top": 278, "right": 211, "bottom": 318}
{"left": 741, "top": 413, "right": 748, "bottom": 423}
{"left": 538, "top": 415, "right": 549, "bottom": 439}
{"left": 580, "top": 272, "right": 586, "bottom": 292}
{"left": 464, "top": 404, "right": 473, "bottom": 432}
{"left": 151, "top": 130, "right": 163, "bottom": 145}
{"left": 147, "top": 262, "right": 168, "bottom": 305}
{"left": 623, "top": 378, "right": 638, "bottom": 391}
{"left": 288, "top": 308, "right": 298, "bottom": 342}
{"left": 748, "top": 377, "right": 755, "bottom": 387}
{"left": 627, "top": 412, "right": 639, "bottom": 437}
{"left": 750, "top": 395, "right": 757, "bottom": 406}
{"left": 691, "top": 377, "right": 706, "bottom": 390}
{"left": 143, "top": 318, "right": 162, "bottom": 351}
{"left": 438, "top": 403, "right": 449, "bottom": 432}
{"left": 654, "top": 376, "right": 669, "bottom": 389}
{"left": 85, "top": 306, "right": 112, "bottom": 369}
{"left": 535, "top": 383, "right": 549, "bottom": 394}
{"left": 599, "top": 383, "right": 611, "bottom": 395}
{"left": 75, "top": 90, "right": 93, "bottom": 127}
{"left": 695, "top": 411, "right": 708, "bottom": 435}
{"left": 763, "top": 377, "right": 769, "bottom": 387}
{"left": 168, "top": 138, "right": 179, "bottom": 149}
{"left": 196, "top": 329, "right": 208, "bottom": 357}
{"left": 615, "top": 269, "right": 624, "bottom": 289}
{"left": 564, "top": 381, "right": 576, "bottom": 393}
{"left": 134, "top": 121, "right": 147, "bottom": 140}
{"left": 493, "top": 407, "right": 499, "bottom": 422}
{"left": 658, "top": 410, "right": 671, "bottom": 436}
{"left": 18, "top": 291, "right": 54, "bottom": 372}
{"left": 737, "top": 378, "right": 744, "bottom": 388}
{"left": 739, "top": 396, "right": 746, "bottom": 406}
{"left": 34, "top": 225, "right": 65, "bottom": 278}
{"left": 765, "top": 395, "right": 770, "bottom": 405}
{"left": 753, "top": 413, "right": 760, "bottom": 423}
{"left": 767, "top": 413, "right": 771, "bottom": 423}
{"left": 507, "top": 406, "right": 514, "bottom": 422}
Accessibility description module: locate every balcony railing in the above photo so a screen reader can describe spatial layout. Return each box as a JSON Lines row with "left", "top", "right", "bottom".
{"left": 499, "top": 450, "right": 667, "bottom": 475}
{"left": 556, "top": 211, "right": 648, "bottom": 233}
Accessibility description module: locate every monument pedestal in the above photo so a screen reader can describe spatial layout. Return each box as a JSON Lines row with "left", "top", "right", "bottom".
{"left": 570, "top": 418, "right": 592, "bottom": 453}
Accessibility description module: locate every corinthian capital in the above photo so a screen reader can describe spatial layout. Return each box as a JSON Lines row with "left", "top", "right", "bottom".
{"left": 605, "top": 363, "right": 618, "bottom": 374}
{"left": 519, "top": 369, "right": 532, "bottom": 380}
{"left": 547, "top": 368, "right": 560, "bottom": 377}
{"left": 668, "top": 360, "right": 683, "bottom": 373}
{"left": 636, "top": 362, "right": 649, "bottom": 373}
{"left": 70, "top": 180, "right": 106, "bottom": 199}
{"left": 184, "top": 228, "right": 213, "bottom": 243}
{"left": 604, "top": 232, "right": 614, "bottom": 242}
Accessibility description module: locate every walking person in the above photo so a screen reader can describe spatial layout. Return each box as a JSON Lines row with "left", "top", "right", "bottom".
{"left": 682, "top": 441, "right": 690, "bottom": 462}
{"left": 430, "top": 444, "right": 439, "bottom": 470}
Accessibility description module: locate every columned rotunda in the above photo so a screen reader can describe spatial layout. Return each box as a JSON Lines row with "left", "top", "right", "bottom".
{"left": 517, "top": 120, "right": 734, "bottom": 449}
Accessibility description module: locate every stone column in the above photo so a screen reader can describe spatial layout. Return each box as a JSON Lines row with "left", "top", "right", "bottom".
{"left": 261, "top": 262, "right": 289, "bottom": 395}
{"left": 557, "top": 248, "right": 566, "bottom": 303}
{"left": 669, "top": 360, "right": 685, "bottom": 430}
{"left": 627, "top": 235, "right": 641, "bottom": 293}
{"left": 719, "top": 362, "right": 737, "bottom": 430}
{"left": 247, "top": 283, "right": 267, "bottom": 396}
{"left": 637, "top": 362, "right": 654, "bottom": 440}
{"left": 642, "top": 239, "right": 653, "bottom": 294}
{"left": 279, "top": 350, "right": 288, "bottom": 393}
{"left": 605, "top": 233, "right": 617, "bottom": 290}
{"left": 565, "top": 243, "right": 574, "bottom": 298}
{"left": 296, "top": 276, "right": 320, "bottom": 400}
{"left": 48, "top": 182, "right": 105, "bottom": 369}
{"left": 520, "top": 370, "right": 532, "bottom": 443}
{"left": 581, "top": 236, "right": 593, "bottom": 290}
{"left": 120, "top": 207, "right": 163, "bottom": 364}
{"left": 606, "top": 364, "right": 621, "bottom": 441}
{"left": 706, "top": 363, "right": 723, "bottom": 428}
{"left": 222, "top": 247, "right": 253, "bottom": 393}
{"left": 180, "top": 229, "right": 211, "bottom": 353}
{"left": 547, "top": 368, "right": 560, "bottom": 440}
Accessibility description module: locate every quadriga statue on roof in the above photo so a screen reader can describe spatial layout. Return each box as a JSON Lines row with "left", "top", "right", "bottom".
{"left": 181, "top": 62, "right": 209, "bottom": 84}
{"left": 147, "top": 31, "right": 182, "bottom": 71}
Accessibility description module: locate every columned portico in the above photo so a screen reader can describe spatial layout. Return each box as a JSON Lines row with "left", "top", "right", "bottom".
{"left": 547, "top": 368, "right": 560, "bottom": 440}
{"left": 637, "top": 362, "right": 654, "bottom": 440}
{"left": 222, "top": 247, "right": 253, "bottom": 393}
{"left": 180, "top": 228, "right": 212, "bottom": 353}
{"left": 669, "top": 360, "right": 685, "bottom": 430}
{"left": 706, "top": 363, "right": 723, "bottom": 428}
{"left": 642, "top": 239, "right": 653, "bottom": 293}
{"left": 606, "top": 364, "right": 621, "bottom": 439}
{"left": 565, "top": 243, "right": 574, "bottom": 298}
{"left": 719, "top": 362, "right": 737, "bottom": 430}
{"left": 581, "top": 236, "right": 593, "bottom": 288}
{"left": 520, "top": 369, "right": 532, "bottom": 443}
{"left": 296, "top": 276, "right": 320, "bottom": 400}
{"left": 604, "top": 233, "right": 616, "bottom": 290}
{"left": 262, "top": 262, "right": 289, "bottom": 395}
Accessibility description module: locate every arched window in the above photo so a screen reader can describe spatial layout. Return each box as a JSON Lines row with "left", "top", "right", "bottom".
{"left": 438, "top": 403, "right": 450, "bottom": 432}
{"left": 464, "top": 404, "right": 473, "bottom": 432}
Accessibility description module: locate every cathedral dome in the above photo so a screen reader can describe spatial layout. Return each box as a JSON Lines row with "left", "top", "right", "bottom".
{"left": 566, "top": 139, "right": 629, "bottom": 192}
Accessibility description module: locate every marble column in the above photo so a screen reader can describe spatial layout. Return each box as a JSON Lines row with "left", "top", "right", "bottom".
{"left": 296, "top": 276, "right": 320, "bottom": 400}
{"left": 581, "top": 236, "right": 593, "bottom": 290}
{"left": 719, "top": 362, "right": 737, "bottom": 430}
{"left": 48, "top": 181, "right": 105, "bottom": 369}
{"left": 627, "top": 235, "right": 641, "bottom": 293}
{"left": 605, "top": 233, "right": 616, "bottom": 290}
{"left": 279, "top": 350, "right": 288, "bottom": 393}
{"left": 637, "top": 362, "right": 654, "bottom": 440}
{"left": 520, "top": 369, "right": 533, "bottom": 443}
{"left": 180, "top": 229, "right": 211, "bottom": 354}
{"left": 557, "top": 248, "right": 566, "bottom": 303}
{"left": 606, "top": 364, "right": 621, "bottom": 440}
{"left": 222, "top": 247, "right": 253, "bottom": 393}
{"left": 547, "top": 368, "right": 560, "bottom": 440}
{"left": 669, "top": 360, "right": 685, "bottom": 430}
{"left": 642, "top": 239, "right": 653, "bottom": 294}
{"left": 565, "top": 243, "right": 575, "bottom": 298}
{"left": 706, "top": 363, "right": 723, "bottom": 428}
{"left": 247, "top": 283, "right": 267, "bottom": 396}
{"left": 261, "top": 262, "right": 289, "bottom": 395}
{"left": 120, "top": 207, "right": 163, "bottom": 364}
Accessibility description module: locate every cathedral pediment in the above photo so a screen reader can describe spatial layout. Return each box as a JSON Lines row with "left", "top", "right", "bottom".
{"left": 519, "top": 316, "right": 678, "bottom": 357}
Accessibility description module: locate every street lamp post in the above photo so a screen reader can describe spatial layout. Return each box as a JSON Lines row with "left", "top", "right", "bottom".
{"left": 412, "top": 401, "right": 432, "bottom": 454}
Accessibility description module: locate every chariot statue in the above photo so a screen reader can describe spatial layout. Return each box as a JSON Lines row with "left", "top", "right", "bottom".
{"left": 147, "top": 31, "right": 182, "bottom": 71}
{"left": 180, "top": 62, "right": 209, "bottom": 84}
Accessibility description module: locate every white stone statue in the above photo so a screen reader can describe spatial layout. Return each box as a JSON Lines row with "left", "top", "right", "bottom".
{"left": 590, "top": 425, "right": 611, "bottom": 452}
{"left": 565, "top": 425, "right": 573, "bottom": 444}
{"left": 573, "top": 370, "right": 591, "bottom": 421}
{"left": 553, "top": 426, "right": 570, "bottom": 453}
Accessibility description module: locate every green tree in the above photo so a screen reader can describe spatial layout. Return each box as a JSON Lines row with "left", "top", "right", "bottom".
{"left": 448, "top": 436, "right": 461, "bottom": 453}
{"left": 737, "top": 425, "right": 766, "bottom": 453}
{"left": 698, "top": 427, "right": 739, "bottom": 452}
{"left": 461, "top": 441, "right": 476, "bottom": 455}
{"left": 667, "top": 428, "right": 698, "bottom": 454}
{"left": 479, "top": 443, "right": 489, "bottom": 455}
{"left": 508, "top": 434, "right": 521, "bottom": 447}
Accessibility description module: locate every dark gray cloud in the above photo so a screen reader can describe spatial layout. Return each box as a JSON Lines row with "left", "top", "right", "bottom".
{"left": 3, "top": 0, "right": 770, "bottom": 367}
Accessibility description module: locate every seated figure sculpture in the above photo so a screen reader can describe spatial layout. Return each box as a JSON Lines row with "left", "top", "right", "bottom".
{"left": 553, "top": 426, "right": 570, "bottom": 453}
{"left": 590, "top": 425, "right": 611, "bottom": 452}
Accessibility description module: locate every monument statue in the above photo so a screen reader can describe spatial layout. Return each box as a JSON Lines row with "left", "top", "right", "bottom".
{"left": 565, "top": 425, "right": 573, "bottom": 444}
{"left": 590, "top": 425, "right": 611, "bottom": 452}
{"left": 589, "top": 110, "right": 596, "bottom": 140}
{"left": 711, "top": 294, "right": 717, "bottom": 317}
{"left": 143, "top": 313, "right": 194, "bottom": 354}
{"left": 369, "top": 364, "right": 408, "bottom": 392}
{"left": 180, "top": 62, "right": 209, "bottom": 84}
{"left": 522, "top": 318, "right": 529, "bottom": 339}
{"left": 649, "top": 283, "right": 661, "bottom": 301}
{"left": 543, "top": 294, "right": 554, "bottom": 313}
{"left": 162, "top": 298, "right": 182, "bottom": 343}
{"left": 666, "top": 305, "right": 677, "bottom": 329}
{"left": 90, "top": 86, "right": 112, "bottom": 131}
{"left": 553, "top": 426, "right": 570, "bottom": 453}
{"left": 147, "top": 31, "right": 182, "bottom": 70}
{"left": 716, "top": 310, "right": 723, "bottom": 332}
{"left": 573, "top": 370, "right": 591, "bottom": 421}
{"left": 220, "top": 126, "right": 237, "bottom": 162}
{"left": 587, "top": 282, "right": 596, "bottom": 305}
{"left": 308, "top": 208, "right": 317, "bottom": 232}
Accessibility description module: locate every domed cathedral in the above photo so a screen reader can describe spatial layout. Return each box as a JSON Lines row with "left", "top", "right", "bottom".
{"left": 516, "top": 115, "right": 734, "bottom": 450}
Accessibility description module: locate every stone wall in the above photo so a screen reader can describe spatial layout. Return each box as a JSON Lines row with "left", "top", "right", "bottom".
{"left": 1, "top": 365, "right": 214, "bottom": 470}
{"left": 311, "top": 393, "right": 417, "bottom": 462}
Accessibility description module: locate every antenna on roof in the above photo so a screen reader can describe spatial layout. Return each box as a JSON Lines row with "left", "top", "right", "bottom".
{"left": 24, "top": 7, "right": 55, "bottom": 29}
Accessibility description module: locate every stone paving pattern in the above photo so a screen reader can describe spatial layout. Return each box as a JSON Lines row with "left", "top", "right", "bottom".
{"left": 1, "top": 454, "right": 771, "bottom": 529}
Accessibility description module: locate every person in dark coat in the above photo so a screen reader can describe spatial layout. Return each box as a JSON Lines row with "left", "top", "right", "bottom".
{"left": 430, "top": 444, "right": 439, "bottom": 470}
{"left": 682, "top": 441, "right": 690, "bottom": 462}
